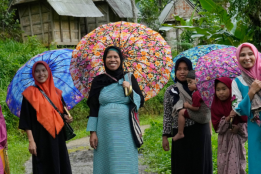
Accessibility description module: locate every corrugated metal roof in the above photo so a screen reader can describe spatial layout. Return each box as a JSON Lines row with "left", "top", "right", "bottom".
{"left": 158, "top": 1, "right": 174, "bottom": 24}
{"left": 106, "top": 0, "right": 133, "bottom": 18}
{"left": 158, "top": 0, "right": 200, "bottom": 24}
{"left": 12, "top": 0, "right": 37, "bottom": 5}
{"left": 47, "top": 0, "right": 104, "bottom": 17}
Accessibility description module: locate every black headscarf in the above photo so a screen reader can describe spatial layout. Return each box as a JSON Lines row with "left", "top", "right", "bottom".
{"left": 174, "top": 57, "right": 193, "bottom": 96}
{"left": 87, "top": 46, "right": 125, "bottom": 101}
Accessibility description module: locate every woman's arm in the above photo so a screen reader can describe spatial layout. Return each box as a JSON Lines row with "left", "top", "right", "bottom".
{"left": 131, "top": 75, "right": 144, "bottom": 107}
{"left": 86, "top": 94, "right": 100, "bottom": 149}
{"left": 26, "top": 130, "right": 37, "bottom": 156}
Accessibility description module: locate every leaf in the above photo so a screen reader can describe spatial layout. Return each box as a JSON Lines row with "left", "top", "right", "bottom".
{"left": 199, "top": 0, "right": 217, "bottom": 12}
{"left": 191, "top": 34, "right": 205, "bottom": 38}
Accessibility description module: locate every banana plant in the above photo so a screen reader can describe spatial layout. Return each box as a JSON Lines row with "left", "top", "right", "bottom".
{"left": 170, "top": 0, "right": 254, "bottom": 46}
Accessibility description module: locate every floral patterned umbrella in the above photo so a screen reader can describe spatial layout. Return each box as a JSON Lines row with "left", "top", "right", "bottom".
{"left": 171, "top": 44, "right": 230, "bottom": 81}
{"left": 195, "top": 47, "right": 241, "bottom": 108}
{"left": 6, "top": 49, "right": 84, "bottom": 117}
{"left": 70, "top": 21, "right": 173, "bottom": 101}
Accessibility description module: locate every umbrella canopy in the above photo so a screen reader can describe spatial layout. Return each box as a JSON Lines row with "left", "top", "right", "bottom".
{"left": 195, "top": 47, "right": 241, "bottom": 108}
{"left": 6, "top": 49, "right": 84, "bottom": 117}
{"left": 70, "top": 21, "right": 173, "bottom": 101}
{"left": 171, "top": 44, "right": 230, "bottom": 81}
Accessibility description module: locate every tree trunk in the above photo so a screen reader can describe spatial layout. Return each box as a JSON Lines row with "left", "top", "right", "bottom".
{"left": 131, "top": 0, "right": 137, "bottom": 23}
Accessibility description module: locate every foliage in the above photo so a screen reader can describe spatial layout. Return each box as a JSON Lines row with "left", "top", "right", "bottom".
{"left": 173, "top": 0, "right": 254, "bottom": 46}
{"left": 136, "top": 0, "right": 169, "bottom": 30}
{"left": 140, "top": 120, "right": 171, "bottom": 174}
{"left": 139, "top": 80, "right": 174, "bottom": 116}
{"left": 226, "top": 0, "right": 261, "bottom": 49}
{"left": 141, "top": 120, "right": 249, "bottom": 174}
{"left": 0, "top": 0, "right": 21, "bottom": 41}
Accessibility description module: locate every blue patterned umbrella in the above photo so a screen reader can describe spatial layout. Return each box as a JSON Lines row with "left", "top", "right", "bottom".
{"left": 170, "top": 44, "right": 231, "bottom": 81}
{"left": 6, "top": 49, "right": 84, "bottom": 117}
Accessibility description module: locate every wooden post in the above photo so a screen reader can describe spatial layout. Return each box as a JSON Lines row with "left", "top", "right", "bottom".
{"left": 85, "top": 18, "right": 88, "bottom": 34}
{"left": 28, "top": 4, "right": 34, "bottom": 36}
{"left": 59, "top": 15, "right": 63, "bottom": 42}
{"left": 38, "top": 2, "right": 44, "bottom": 43}
{"left": 50, "top": 8, "right": 54, "bottom": 45}
{"left": 68, "top": 16, "right": 72, "bottom": 42}
{"left": 78, "top": 17, "right": 81, "bottom": 41}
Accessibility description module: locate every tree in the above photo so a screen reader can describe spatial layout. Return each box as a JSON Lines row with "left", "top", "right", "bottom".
{"left": 173, "top": 0, "right": 254, "bottom": 47}
{"left": 136, "top": 0, "right": 169, "bottom": 30}
{"left": 131, "top": 0, "right": 137, "bottom": 23}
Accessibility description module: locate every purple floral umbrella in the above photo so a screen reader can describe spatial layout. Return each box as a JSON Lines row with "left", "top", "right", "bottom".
{"left": 195, "top": 47, "right": 241, "bottom": 108}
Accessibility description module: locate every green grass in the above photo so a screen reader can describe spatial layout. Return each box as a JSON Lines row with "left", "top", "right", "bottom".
{"left": 140, "top": 119, "right": 249, "bottom": 174}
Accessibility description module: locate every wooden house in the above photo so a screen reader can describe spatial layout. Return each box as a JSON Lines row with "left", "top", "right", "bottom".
{"left": 11, "top": 0, "right": 135, "bottom": 46}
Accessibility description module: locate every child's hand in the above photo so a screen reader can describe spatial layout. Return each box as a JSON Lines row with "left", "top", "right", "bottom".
{"left": 183, "top": 102, "right": 190, "bottom": 109}
{"left": 229, "top": 110, "right": 237, "bottom": 117}
{"left": 230, "top": 124, "right": 239, "bottom": 134}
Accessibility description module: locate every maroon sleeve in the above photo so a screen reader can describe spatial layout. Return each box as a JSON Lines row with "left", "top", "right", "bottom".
{"left": 184, "top": 109, "right": 190, "bottom": 118}
{"left": 192, "top": 91, "right": 202, "bottom": 107}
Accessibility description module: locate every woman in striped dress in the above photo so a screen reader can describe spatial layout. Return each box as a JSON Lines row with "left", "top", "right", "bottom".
{"left": 86, "top": 46, "right": 144, "bottom": 174}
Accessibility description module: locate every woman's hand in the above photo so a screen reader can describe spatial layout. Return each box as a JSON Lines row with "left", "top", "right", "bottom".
{"left": 64, "top": 114, "right": 73, "bottom": 123}
{"left": 90, "top": 131, "right": 98, "bottom": 149}
{"left": 122, "top": 81, "right": 130, "bottom": 89}
{"left": 162, "top": 136, "right": 169, "bottom": 151}
{"left": 29, "top": 140, "right": 37, "bottom": 156}
{"left": 249, "top": 80, "right": 261, "bottom": 94}
{"left": 230, "top": 124, "right": 240, "bottom": 134}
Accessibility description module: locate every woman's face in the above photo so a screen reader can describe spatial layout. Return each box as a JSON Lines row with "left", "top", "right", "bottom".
{"left": 239, "top": 47, "right": 256, "bottom": 69}
{"left": 105, "top": 50, "right": 121, "bottom": 71}
{"left": 34, "top": 64, "right": 48, "bottom": 83}
{"left": 215, "top": 82, "right": 230, "bottom": 101}
{"left": 176, "top": 62, "right": 189, "bottom": 81}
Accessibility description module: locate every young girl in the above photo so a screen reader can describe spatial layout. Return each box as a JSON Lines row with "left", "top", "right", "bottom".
{"left": 211, "top": 77, "right": 248, "bottom": 174}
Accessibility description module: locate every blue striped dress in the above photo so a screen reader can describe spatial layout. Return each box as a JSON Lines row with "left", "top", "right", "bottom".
{"left": 87, "top": 74, "right": 141, "bottom": 174}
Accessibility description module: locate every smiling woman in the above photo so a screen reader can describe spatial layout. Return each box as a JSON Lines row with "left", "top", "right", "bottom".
{"left": 86, "top": 46, "right": 144, "bottom": 174}
{"left": 19, "top": 61, "right": 73, "bottom": 174}
{"left": 238, "top": 47, "right": 256, "bottom": 69}
{"left": 232, "top": 43, "right": 261, "bottom": 174}
{"left": 34, "top": 64, "right": 48, "bottom": 83}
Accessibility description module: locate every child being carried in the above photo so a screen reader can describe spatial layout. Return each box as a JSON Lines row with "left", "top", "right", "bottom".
{"left": 173, "top": 70, "right": 211, "bottom": 141}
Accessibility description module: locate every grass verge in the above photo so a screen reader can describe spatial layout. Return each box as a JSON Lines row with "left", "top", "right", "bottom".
{"left": 140, "top": 119, "right": 249, "bottom": 174}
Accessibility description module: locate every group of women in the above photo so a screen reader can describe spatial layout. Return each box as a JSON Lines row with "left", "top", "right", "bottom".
{"left": 17, "top": 42, "right": 261, "bottom": 174}
{"left": 163, "top": 42, "right": 261, "bottom": 174}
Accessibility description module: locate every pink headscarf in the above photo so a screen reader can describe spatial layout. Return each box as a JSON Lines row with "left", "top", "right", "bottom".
{"left": 236, "top": 42, "right": 261, "bottom": 80}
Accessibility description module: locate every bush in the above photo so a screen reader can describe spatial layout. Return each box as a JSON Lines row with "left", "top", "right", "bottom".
{"left": 0, "top": 0, "right": 22, "bottom": 41}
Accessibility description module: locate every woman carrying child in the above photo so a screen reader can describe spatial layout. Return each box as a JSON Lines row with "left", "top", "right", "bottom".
{"left": 211, "top": 77, "right": 247, "bottom": 174}
{"left": 162, "top": 57, "right": 212, "bottom": 174}
{"left": 173, "top": 70, "right": 212, "bottom": 141}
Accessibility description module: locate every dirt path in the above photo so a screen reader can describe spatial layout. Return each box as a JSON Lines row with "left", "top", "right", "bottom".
{"left": 24, "top": 125, "right": 155, "bottom": 174}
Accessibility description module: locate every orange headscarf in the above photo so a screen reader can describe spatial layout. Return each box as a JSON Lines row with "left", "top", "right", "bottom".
{"left": 22, "top": 61, "right": 64, "bottom": 138}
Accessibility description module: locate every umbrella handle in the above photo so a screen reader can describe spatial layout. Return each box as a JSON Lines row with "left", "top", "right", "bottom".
{"left": 229, "top": 117, "right": 234, "bottom": 130}
{"left": 124, "top": 86, "right": 133, "bottom": 97}
{"left": 64, "top": 106, "right": 72, "bottom": 118}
